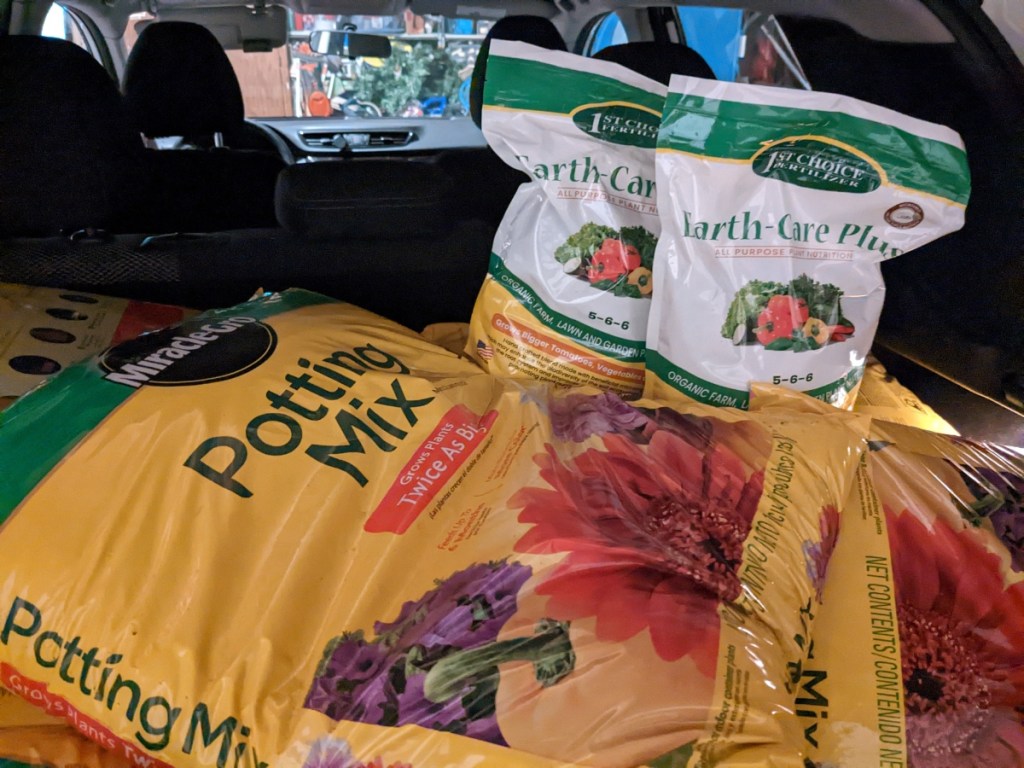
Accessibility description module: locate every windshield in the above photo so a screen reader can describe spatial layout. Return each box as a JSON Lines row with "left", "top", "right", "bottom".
{"left": 123, "top": 11, "right": 487, "bottom": 119}
{"left": 290, "top": 12, "right": 486, "bottom": 118}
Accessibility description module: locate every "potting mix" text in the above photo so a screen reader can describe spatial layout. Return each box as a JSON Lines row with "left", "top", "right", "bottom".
{"left": 185, "top": 342, "right": 435, "bottom": 497}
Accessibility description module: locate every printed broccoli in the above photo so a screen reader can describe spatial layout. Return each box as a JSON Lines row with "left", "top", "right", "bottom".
{"left": 789, "top": 274, "right": 851, "bottom": 327}
{"left": 553, "top": 222, "right": 618, "bottom": 266}
{"left": 721, "top": 279, "right": 786, "bottom": 343}
{"left": 619, "top": 225, "right": 658, "bottom": 270}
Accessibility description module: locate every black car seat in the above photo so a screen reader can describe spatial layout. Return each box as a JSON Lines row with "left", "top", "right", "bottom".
{"left": 0, "top": 36, "right": 191, "bottom": 298}
{"left": 123, "top": 20, "right": 281, "bottom": 155}
{"left": 444, "top": 15, "right": 567, "bottom": 225}
{"left": 592, "top": 41, "right": 716, "bottom": 84}
{"left": 122, "top": 21, "right": 284, "bottom": 232}
{"left": 468, "top": 15, "right": 567, "bottom": 128}
{"left": 0, "top": 36, "right": 148, "bottom": 236}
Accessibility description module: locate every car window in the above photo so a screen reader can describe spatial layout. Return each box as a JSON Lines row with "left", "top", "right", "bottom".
{"left": 289, "top": 12, "right": 484, "bottom": 119}
{"left": 122, "top": 11, "right": 483, "bottom": 119}
{"left": 587, "top": 12, "right": 628, "bottom": 54}
{"left": 41, "top": 3, "right": 98, "bottom": 58}
{"left": 582, "top": 7, "right": 810, "bottom": 90}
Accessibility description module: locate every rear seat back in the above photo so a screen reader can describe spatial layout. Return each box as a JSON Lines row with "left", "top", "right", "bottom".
{"left": 122, "top": 21, "right": 283, "bottom": 232}
{"left": 139, "top": 148, "right": 282, "bottom": 233}
{"left": 123, "top": 20, "right": 277, "bottom": 154}
{"left": 469, "top": 15, "right": 567, "bottom": 127}
{"left": 592, "top": 41, "right": 716, "bottom": 83}
{"left": 0, "top": 36, "right": 147, "bottom": 237}
{"left": 275, "top": 159, "right": 455, "bottom": 240}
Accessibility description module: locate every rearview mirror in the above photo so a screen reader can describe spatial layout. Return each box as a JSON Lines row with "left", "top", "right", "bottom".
{"left": 309, "top": 29, "right": 392, "bottom": 59}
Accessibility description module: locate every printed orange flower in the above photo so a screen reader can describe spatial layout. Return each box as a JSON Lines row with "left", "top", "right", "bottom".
{"left": 887, "top": 508, "right": 1024, "bottom": 767}
{"left": 511, "top": 429, "right": 764, "bottom": 675}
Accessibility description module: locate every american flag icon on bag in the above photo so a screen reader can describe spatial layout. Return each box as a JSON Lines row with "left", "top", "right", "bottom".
{"left": 476, "top": 340, "right": 495, "bottom": 360}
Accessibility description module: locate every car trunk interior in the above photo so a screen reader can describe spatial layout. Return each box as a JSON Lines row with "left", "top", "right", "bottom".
{"left": 0, "top": 0, "right": 1021, "bottom": 442}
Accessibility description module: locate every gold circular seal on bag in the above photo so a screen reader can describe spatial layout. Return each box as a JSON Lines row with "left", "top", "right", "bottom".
{"left": 884, "top": 202, "right": 925, "bottom": 228}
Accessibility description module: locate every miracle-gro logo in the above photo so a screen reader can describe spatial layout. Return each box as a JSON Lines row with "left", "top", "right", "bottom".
{"left": 753, "top": 138, "right": 882, "bottom": 194}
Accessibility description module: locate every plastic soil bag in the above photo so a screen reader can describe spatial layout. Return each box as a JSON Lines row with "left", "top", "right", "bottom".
{"left": 466, "top": 41, "right": 665, "bottom": 398}
{"left": 645, "top": 75, "right": 970, "bottom": 409}
{"left": 852, "top": 355, "right": 957, "bottom": 435}
{"left": 0, "top": 283, "right": 192, "bottom": 404}
{"left": 0, "top": 290, "right": 867, "bottom": 768}
{"left": 799, "top": 421, "right": 1024, "bottom": 766}
{"left": 0, "top": 726, "right": 133, "bottom": 768}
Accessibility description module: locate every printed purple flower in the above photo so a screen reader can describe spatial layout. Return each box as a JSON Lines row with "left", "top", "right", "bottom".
{"left": 803, "top": 505, "right": 840, "bottom": 602}
{"left": 636, "top": 405, "right": 715, "bottom": 451}
{"left": 302, "top": 560, "right": 571, "bottom": 748}
{"left": 374, "top": 560, "right": 532, "bottom": 653}
{"left": 958, "top": 465, "right": 1024, "bottom": 572}
{"left": 303, "top": 632, "right": 392, "bottom": 722}
{"left": 548, "top": 392, "right": 651, "bottom": 442}
{"left": 303, "top": 736, "right": 357, "bottom": 768}
{"left": 302, "top": 737, "right": 412, "bottom": 768}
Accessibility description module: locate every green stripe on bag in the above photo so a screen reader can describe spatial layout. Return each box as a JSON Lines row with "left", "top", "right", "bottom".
{"left": 658, "top": 93, "right": 969, "bottom": 205}
{"left": 647, "top": 352, "right": 749, "bottom": 408}
{"left": 483, "top": 55, "right": 665, "bottom": 116}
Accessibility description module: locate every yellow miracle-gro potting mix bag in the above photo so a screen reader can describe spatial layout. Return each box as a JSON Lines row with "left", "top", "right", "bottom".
{"left": 0, "top": 289, "right": 866, "bottom": 768}
{"left": 795, "top": 422, "right": 1024, "bottom": 767}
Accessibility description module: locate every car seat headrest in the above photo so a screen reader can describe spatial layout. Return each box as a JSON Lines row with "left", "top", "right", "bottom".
{"left": 592, "top": 41, "right": 716, "bottom": 84}
{"left": 469, "top": 15, "right": 566, "bottom": 128}
{"left": 0, "top": 36, "right": 146, "bottom": 236}
{"left": 123, "top": 21, "right": 245, "bottom": 139}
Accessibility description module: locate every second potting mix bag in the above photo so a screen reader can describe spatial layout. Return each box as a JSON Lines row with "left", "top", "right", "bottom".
{"left": 646, "top": 75, "right": 970, "bottom": 409}
{"left": 803, "top": 422, "right": 1024, "bottom": 767}
{"left": 467, "top": 41, "right": 664, "bottom": 398}
{"left": 0, "top": 289, "right": 868, "bottom": 768}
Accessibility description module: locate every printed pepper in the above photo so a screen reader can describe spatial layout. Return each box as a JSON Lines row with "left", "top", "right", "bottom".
{"left": 754, "top": 295, "right": 808, "bottom": 346}
{"left": 830, "top": 324, "right": 855, "bottom": 342}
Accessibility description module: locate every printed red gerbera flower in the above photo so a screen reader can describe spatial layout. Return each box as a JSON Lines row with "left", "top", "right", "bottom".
{"left": 511, "top": 428, "right": 765, "bottom": 675}
{"left": 887, "top": 508, "right": 1024, "bottom": 768}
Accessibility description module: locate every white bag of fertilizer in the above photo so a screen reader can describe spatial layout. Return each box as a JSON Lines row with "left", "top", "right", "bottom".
{"left": 467, "top": 41, "right": 666, "bottom": 398}
{"left": 645, "top": 75, "right": 970, "bottom": 409}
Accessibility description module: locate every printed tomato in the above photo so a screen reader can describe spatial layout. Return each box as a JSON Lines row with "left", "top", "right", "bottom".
{"left": 754, "top": 309, "right": 792, "bottom": 345}
{"left": 766, "top": 295, "right": 809, "bottom": 325}
{"left": 586, "top": 240, "right": 639, "bottom": 283}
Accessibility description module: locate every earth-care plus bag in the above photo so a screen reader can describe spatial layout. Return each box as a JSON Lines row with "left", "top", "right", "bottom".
{"left": 795, "top": 421, "right": 1024, "bottom": 767}
{"left": 0, "top": 290, "right": 866, "bottom": 768}
{"left": 466, "top": 41, "right": 665, "bottom": 398}
{"left": 646, "top": 75, "right": 970, "bottom": 409}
